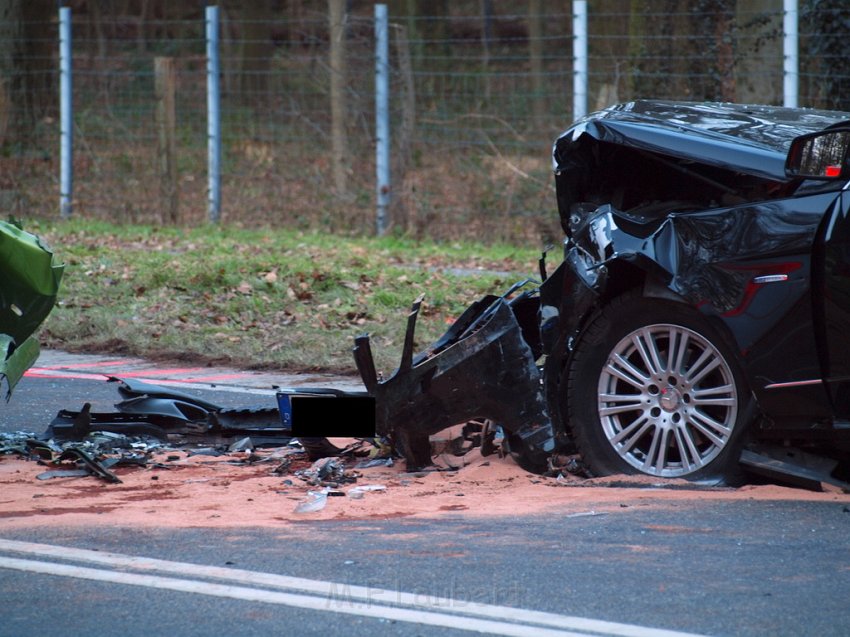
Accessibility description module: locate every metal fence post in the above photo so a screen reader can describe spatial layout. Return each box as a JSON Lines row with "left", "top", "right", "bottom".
{"left": 783, "top": 0, "right": 798, "bottom": 108}
{"left": 572, "top": 0, "right": 588, "bottom": 121}
{"left": 375, "top": 3, "right": 390, "bottom": 236}
{"left": 59, "top": 6, "right": 73, "bottom": 219}
{"left": 206, "top": 5, "right": 221, "bottom": 223}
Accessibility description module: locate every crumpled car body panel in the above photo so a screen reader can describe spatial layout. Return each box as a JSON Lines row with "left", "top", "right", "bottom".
{"left": 554, "top": 101, "right": 850, "bottom": 182}
{"left": 0, "top": 220, "right": 64, "bottom": 397}
{"left": 349, "top": 291, "right": 555, "bottom": 469}
{"left": 553, "top": 101, "right": 850, "bottom": 441}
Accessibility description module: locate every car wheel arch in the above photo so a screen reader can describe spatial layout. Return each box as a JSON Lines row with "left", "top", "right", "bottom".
{"left": 640, "top": 274, "right": 751, "bottom": 376}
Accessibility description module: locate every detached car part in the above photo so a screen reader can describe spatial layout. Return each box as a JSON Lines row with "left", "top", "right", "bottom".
{"left": 279, "top": 285, "right": 556, "bottom": 471}
{"left": 47, "top": 377, "right": 290, "bottom": 448}
{"left": 0, "top": 219, "right": 64, "bottom": 398}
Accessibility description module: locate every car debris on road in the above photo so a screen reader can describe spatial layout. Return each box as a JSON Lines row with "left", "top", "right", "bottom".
{"left": 10, "top": 101, "right": 850, "bottom": 494}
{"left": 279, "top": 101, "right": 850, "bottom": 489}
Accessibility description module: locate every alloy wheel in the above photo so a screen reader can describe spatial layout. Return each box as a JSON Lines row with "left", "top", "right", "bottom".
{"left": 597, "top": 323, "right": 738, "bottom": 477}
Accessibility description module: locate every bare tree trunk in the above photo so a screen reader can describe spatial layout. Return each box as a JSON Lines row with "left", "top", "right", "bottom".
{"left": 155, "top": 57, "right": 179, "bottom": 225}
{"left": 0, "top": 78, "right": 8, "bottom": 149}
{"left": 415, "top": 0, "right": 448, "bottom": 111}
{"left": 89, "top": 0, "right": 108, "bottom": 60}
{"left": 0, "top": 0, "right": 22, "bottom": 149}
{"left": 627, "top": 0, "right": 647, "bottom": 98}
{"left": 687, "top": 0, "right": 736, "bottom": 101}
{"left": 137, "top": 0, "right": 150, "bottom": 52}
{"left": 239, "top": 0, "right": 273, "bottom": 101}
{"left": 0, "top": 0, "right": 54, "bottom": 147}
{"left": 714, "top": 0, "right": 737, "bottom": 101}
{"left": 480, "top": 0, "right": 492, "bottom": 101}
{"left": 528, "top": 0, "right": 544, "bottom": 127}
{"left": 393, "top": 23, "right": 416, "bottom": 233}
{"left": 734, "top": 0, "right": 782, "bottom": 104}
{"left": 329, "top": 0, "right": 348, "bottom": 197}
{"left": 418, "top": 0, "right": 449, "bottom": 57}
{"left": 403, "top": 0, "right": 421, "bottom": 65}
{"left": 590, "top": 0, "right": 630, "bottom": 104}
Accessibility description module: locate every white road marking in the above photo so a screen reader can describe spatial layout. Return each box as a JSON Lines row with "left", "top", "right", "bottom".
{"left": 0, "top": 539, "right": 705, "bottom": 637}
{"left": 0, "top": 557, "right": 584, "bottom": 637}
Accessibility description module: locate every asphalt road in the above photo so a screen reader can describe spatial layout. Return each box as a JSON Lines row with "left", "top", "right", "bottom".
{"left": 1, "top": 501, "right": 850, "bottom": 637}
{"left": 2, "top": 353, "right": 850, "bottom": 636}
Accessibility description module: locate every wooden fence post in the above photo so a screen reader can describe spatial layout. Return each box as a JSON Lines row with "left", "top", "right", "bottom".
{"left": 155, "top": 56, "right": 178, "bottom": 224}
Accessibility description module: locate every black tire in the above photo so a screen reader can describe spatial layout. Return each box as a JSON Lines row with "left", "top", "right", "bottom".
{"left": 566, "top": 294, "right": 752, "bottom": 482}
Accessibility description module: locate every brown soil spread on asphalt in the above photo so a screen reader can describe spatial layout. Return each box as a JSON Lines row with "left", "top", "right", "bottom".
{"left": 2, "top": 440, "right": 848, "bottom": 529}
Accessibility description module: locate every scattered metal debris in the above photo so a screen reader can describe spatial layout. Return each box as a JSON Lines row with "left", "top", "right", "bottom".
{"left": 55, "top": 447, "right": 122, "bottom": 484}
{"left": 295, "top": 457, "right": 356, "bottom": 487}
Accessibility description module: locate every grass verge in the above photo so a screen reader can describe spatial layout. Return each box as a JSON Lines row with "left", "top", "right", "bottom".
{"left": 32, "top": 219, "right": 542, "bottom": 374}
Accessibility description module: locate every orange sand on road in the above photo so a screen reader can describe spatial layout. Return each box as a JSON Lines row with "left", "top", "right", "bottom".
{"left": 1, "top": 446, "right": 848, "bottom": 529}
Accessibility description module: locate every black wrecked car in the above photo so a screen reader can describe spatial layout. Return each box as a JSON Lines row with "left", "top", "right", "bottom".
{"left": 545, "top": 100, "right": 850, "bottom": 482}
{"left": 281, "top": 100, "right": 850, "bottom": 485}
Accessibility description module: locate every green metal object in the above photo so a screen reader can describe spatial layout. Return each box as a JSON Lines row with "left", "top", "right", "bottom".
{"left": 0, "top": 220, "right": 64, "bottom": 399}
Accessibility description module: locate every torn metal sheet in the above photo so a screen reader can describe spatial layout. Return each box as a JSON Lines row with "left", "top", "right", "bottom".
{"left": 274, "top": 278, "right": 567, "bottom": 471}
{"left": 115, "top": 377, "right": 283, "bottom": 431}
{"left": 355, "top": 291, "right": 553, "bottom": 470}
{"left": 0, "top": 219, "right": 64, "bottom": 398}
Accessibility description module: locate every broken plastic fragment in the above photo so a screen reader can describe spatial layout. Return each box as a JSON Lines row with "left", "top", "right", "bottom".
{"left": 348, "top": 484, "right": 386, "bottom": 498}
{"left": 37, "top": 469, "right": 90, "bottom": 480}
{"left": 188, "top": 447, "right": 223, "bottom": 457}
{"left": 294, "top": 489, "right": 328, "bottom": 513}
{"left": 228, "top": 437, "right": 254, "bottom": 452}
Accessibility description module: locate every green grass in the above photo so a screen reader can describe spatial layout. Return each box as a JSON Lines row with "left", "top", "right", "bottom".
{"left": 30, "top": 219, "right": 540, "bottom": 375}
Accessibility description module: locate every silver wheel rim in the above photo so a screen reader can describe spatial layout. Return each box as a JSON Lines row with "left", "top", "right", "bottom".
{"left": 597, "top": 323, "right": 737, "bottom": 477}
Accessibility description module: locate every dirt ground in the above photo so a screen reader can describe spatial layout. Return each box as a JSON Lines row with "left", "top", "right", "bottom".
{"left": 2, "top": 439, "right": 849, "bottom": 530}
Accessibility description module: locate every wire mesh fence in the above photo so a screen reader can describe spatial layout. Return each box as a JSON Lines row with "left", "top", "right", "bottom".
{"left": 1, "top": 1, "right": 849, "bottom": 245}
